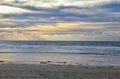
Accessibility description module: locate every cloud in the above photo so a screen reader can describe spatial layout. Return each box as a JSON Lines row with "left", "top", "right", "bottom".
{"left": 97, "top": 1, "right": 120, "bottom": 12}
{"left": 0, "top": 0, "right": 120, "bottom": 40}
{"left": 0, "top": 5, "right": 32, "bottom": 14}
{"left": 0, "top": 22, "right": 120, "bottom": 41}
{"left": 0, "top": 0, "right": 114, "bottom": 8}
{"left": 1, "top": 5, "right": 119, "bottom": 29}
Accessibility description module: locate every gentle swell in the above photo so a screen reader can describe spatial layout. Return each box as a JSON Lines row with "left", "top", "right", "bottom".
{"left": 0, "top": 44, "right": 120, "bottom": 55}
{"left": 0, "top": 44, "right": 120, "bottom": 49}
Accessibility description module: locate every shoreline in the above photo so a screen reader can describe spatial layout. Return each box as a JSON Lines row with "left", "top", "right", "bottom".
{"left": 1, "top": 60, "right": 120, "bottom": 67}
{"left": 0, "top": 59, "right": 120, "bottom": 66}
{"left": 0, "top": 63, "right": 120, "bottom": 79}
{"left": 0, "top": 52, "right": 120, "bottom": 67}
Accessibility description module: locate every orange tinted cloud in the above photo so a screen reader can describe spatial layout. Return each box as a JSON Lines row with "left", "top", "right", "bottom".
{"left": 0, "top": 22, "right": 101, "bottom": 40}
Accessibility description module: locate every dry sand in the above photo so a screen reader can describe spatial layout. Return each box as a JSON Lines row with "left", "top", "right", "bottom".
{"left": 0, "top": 64, "right": 120, "bottom": 79}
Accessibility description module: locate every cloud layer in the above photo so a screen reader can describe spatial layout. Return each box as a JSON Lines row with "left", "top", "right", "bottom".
{"left": 0, "top": 0, "right": 120, "bottom": 40}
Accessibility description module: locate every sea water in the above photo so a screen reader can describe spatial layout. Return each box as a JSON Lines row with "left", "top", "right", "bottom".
{"left": 0, "top": 41, "right": 120, "bottom": 66}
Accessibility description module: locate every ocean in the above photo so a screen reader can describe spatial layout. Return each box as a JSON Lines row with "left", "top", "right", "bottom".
{"left": 0, "top": 41, "right": 120, "bottom": 66}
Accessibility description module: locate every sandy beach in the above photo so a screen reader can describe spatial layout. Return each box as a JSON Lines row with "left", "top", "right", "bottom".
{"left": 0, "top": 64, "right": 119, "bottom": 79}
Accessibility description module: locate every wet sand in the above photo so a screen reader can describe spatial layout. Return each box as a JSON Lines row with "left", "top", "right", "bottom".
{"left": 0, "top": 64, "right": 120, "bottom": 79}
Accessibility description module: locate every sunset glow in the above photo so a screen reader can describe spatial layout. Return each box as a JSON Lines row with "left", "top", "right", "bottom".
{"left": 0, "top": 0, "right": 120, "bottom": 41}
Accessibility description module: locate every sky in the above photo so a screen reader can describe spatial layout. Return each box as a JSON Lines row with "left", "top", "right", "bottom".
{"left": 0, "top": 0, "right": 120, "bottom": 41}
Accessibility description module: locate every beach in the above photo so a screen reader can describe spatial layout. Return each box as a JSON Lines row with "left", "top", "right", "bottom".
{"left": 0, "top": 0, "right": 120, "bottom": 78}
{"left": 0, "top": 41, "right": 120, "bottom": 79}
{"left": 0, "top": 63, "right": 120, "bottom": 79}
